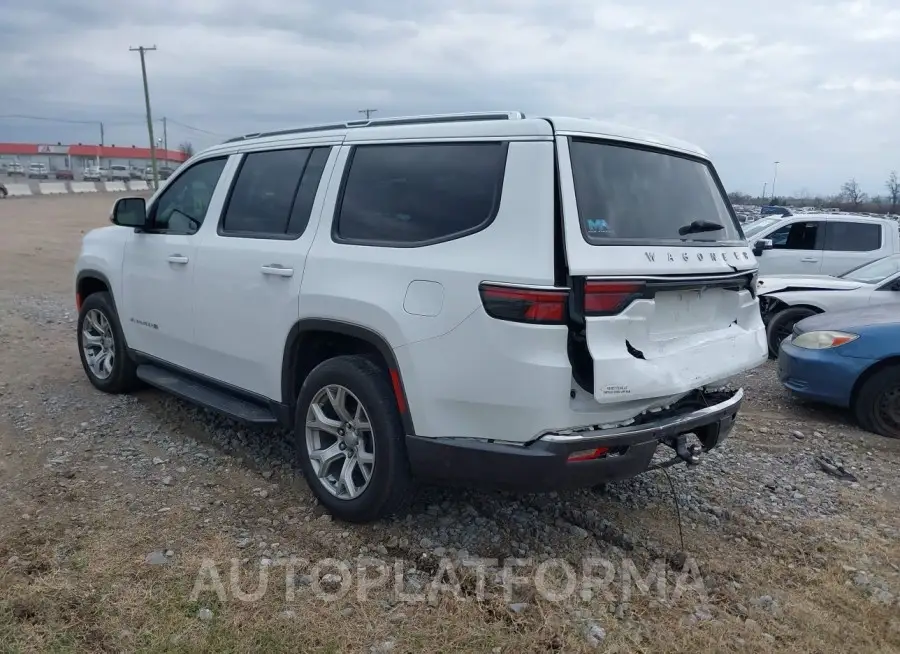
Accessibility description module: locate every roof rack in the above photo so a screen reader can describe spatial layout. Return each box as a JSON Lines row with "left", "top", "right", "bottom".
{"left": 223, "top": 111, "right": 527, "bottom": 143}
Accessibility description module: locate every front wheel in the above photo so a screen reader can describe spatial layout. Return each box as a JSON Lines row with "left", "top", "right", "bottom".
{"left": 294, "top": 355, "right": 413, "bottom": 523}
{"left": 853, "top": 366, "right": 900, "bottom": 439}
{"left": 766, "top": 307, "right": 817, "bottom": 358}
{"left": 77, "top": 292, "right": 138, "bottom": 394}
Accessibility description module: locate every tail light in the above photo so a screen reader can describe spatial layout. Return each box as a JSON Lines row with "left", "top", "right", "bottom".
{"left": 583, "top": 281, "right": 645, "bottom": 316}
{"left": 479, "top": 283, "right": 567, "bottom": 325}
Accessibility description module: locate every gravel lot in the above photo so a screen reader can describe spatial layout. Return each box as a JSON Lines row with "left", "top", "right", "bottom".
{"left": 1, "top": 195, "right": 898, "bottom": 653}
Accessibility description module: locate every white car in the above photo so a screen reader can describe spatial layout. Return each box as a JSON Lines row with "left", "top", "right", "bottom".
{"left": 759, "top": 253, "right": 900, "bottom": 356}
{"left": 73, "top": 111, "right": 767, "bottom": 522}
{"left": 108, "top": 165, "right": 131, "bottom": 181}
{"left": 744, "top": 213, "right": 900, "bottom": 276}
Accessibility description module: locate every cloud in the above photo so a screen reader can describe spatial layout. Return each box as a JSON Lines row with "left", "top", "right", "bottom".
{"left": 1, "top": 0, "right": 899, "bottom": 195}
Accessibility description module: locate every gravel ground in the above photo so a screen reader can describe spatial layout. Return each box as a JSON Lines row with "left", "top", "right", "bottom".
{"left": 0, "top": 196, "right": 898, "bottom": 653}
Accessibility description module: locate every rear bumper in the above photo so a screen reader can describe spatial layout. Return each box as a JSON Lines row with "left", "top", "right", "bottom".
{"left": 406, "top": 388, "right": 742, "bottom": 491}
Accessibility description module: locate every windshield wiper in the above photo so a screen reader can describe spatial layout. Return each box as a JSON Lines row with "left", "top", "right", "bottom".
{"left": 678, "top": 219, "right": 724, "bottom": 236}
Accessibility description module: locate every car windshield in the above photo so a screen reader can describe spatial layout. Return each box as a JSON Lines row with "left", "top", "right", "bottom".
{"left": 568, "top": 138, "right": 743, "bottom": 244}
{"left": 840, "top": 254, "right": 900, "bottom": 284}
{"left": 743, "top": 217, "right": 780, "bottom": 238}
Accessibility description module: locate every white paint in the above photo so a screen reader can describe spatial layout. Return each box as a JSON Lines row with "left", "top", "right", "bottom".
{"left": 70, "top": 182, "right": 99, "bottom": 193}
{"left": 403, "top": 280, "right": 444, "bottom": 316}
{"left": 128, "top": 180, "right": 150, "bottom": 191}
{"left": 38, "top": 182, "right": 68, "bottom": 195}
{"left": 104, "top": 181, "right": 128, "bottom": 192}
{"left": 3, "top": 183, "right": 32, "bottom": 197}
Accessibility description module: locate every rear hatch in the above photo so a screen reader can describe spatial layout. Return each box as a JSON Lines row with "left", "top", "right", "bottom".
{"left": 556, "top": 135, "right": 766, "bottom": 413}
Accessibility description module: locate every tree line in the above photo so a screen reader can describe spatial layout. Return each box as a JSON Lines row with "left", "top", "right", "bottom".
{"left": 729, "top": 171, "right": 900, "bottom": 215}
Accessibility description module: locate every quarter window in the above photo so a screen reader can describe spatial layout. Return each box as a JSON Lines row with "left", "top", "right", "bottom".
{"left": 152, "top": 157, "right": 228, "bottom": 233}
{"left": 334, "top": 142, "right": 508, "bottom": 245}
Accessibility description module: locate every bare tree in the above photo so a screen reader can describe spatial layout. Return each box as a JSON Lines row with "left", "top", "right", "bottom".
{"left": 178, "top": 141, "right": 195, "bottom": 159}
{"left": 840, "top": 178, "right": 867, "bottom": 208}
{"left": 886, "top": 170, "right": 900, "bottom": 214}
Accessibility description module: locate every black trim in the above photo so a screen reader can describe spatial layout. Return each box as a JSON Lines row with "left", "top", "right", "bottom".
{"left": 330, "top": 141, "right": 510, "bottom": 249}
{"left": 280, "top": 319, "right": 416, "bottom": 436}
{"left": 76, "top": 269, "right": 116, "bottom": 310}
{"left": 566, "top": 136, "right": 746, "bottom": 249}
{"left": 129, "top": 350, "right": 290, "bottom": 427}
{"left": 406, "top": 389, "right": 742, "bottom": 491}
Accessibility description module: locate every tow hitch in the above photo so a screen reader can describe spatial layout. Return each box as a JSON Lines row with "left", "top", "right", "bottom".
{"left": 647, "top": 433, "right": 704, "bottom": 471}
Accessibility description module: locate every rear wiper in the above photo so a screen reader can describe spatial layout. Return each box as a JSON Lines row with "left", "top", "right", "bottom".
{"left": 678, "top": 219, "right": 724, "bottom": 236}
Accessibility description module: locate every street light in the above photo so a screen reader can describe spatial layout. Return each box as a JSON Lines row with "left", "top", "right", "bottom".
{"left": 771, "top": 161, "right": 780, "bottom": 202}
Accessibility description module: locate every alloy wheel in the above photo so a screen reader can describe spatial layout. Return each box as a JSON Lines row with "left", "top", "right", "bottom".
{"left": 81, "top": 308, "right": 115, "bottom": 380}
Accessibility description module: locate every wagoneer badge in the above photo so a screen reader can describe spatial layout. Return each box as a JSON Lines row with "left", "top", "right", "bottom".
{"left": 644, "top": 251, "right": 750, "bottom": 263}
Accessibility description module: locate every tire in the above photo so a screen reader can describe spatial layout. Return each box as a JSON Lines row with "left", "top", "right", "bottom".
{"left": 853, "top": 366, "right": 900, "bottom": 439}
{"left": 766, "top": 307, "right": 817, "bottom": 358}
{"left": 294, "top": 355, "right": 414, "bottom": 523}
{"left": 77, "top": 292, "right": 139, "bottom": 394}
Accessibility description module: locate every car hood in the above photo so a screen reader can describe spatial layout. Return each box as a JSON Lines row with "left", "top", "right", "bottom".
{"left": 756, "top": 274, "right": 863, "bottom": 295}
{"left": 795, "top": 305, "right": 900, "bottom": 334}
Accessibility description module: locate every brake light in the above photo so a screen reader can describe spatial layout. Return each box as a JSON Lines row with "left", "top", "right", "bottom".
{"left": 583, "top": 281, "right": 645, "bottom": 316}
{"left": 479, "top": 283, "right": 567, "bottom": 324}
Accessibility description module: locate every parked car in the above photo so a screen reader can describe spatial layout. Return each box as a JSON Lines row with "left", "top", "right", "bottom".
{"left": 130, "top": 167, "right": 143, "bottom": 180}
{"left": 760, "top": 205, "right": 792, "bottom": 217}
{"left": 27, "top": 163, "right": 49, "bottom": 179}
{"left": 55, "top": 169, "right": 75, "bottom": 180}
{"left": 0, "top": 181, "right": 7, "bottom": 198}
{"left": 778, "top": 305, "right": 900, "bottom": 438}
{"left": 746, "top": 213, "right": 900, "bottom": 276}
{"left": 83, "top": 167, "right": 103, "bottom": 182}
{"left": 758, "top": 253, "right": 900, "bottom": 356}
{"left": 74, "top": 110, "right": 767, "bottom": 522}
{"left": 6, "top": 162, "right": 25, "bottom": 177}
{"left": 109, "top": 165, "right": 131, "bottom": 181}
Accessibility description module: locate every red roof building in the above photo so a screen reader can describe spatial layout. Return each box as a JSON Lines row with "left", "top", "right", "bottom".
{"left": 0, "top": 142, "right": 188, "bottom": 171}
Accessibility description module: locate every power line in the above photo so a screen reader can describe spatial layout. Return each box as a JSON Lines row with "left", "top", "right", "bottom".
{"left": 130, "top": 45, "right": 159, "bottom": 188}
{"left": 164, "top": 117, "right": 226, "bottom": 137}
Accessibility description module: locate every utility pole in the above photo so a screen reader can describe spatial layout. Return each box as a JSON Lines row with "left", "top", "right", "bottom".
{"left": 161, "top": 117, "right": 168, "bottom": 167}
{"left": 359, "top": 108, "right": 377, "bottom": 120}
{"left": 130, "top": 45, "right": 158, "bottom": 188}
{"left": 761, "top": 183, "right": 767, "bottom": 203}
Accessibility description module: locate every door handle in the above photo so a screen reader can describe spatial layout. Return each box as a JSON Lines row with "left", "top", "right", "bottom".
{"left": 800, "top": 257, "right": 818, "bottom": 263}
{"left": 261, "top": 264, "right": 294, "bottom": 277}
{"left": 167, "top": 254, "right": 189, "bottom": 264}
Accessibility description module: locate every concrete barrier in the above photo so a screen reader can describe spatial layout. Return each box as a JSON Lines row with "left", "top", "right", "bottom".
{"left": 104, "top": 181, "right": 128, "bottom": 192}
{"left": 128, "top": 180, "right": 150, "bottom": 191}
{"left": 38, "top": 182, "right": 68, "bottom": 195}
{"left": 71, "top": 182, "right": 99, "bottom": 193}
{"left": 4, "top": 183, "right": 33, "bottom": 197}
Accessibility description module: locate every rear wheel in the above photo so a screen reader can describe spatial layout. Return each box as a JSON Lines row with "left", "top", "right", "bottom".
{"left": 853, "top": 366, "right": 900, "bottom": 439}
{"left": 295, "top": 355, "right": 413, "bottom": 523}
{"left": 766, "top": 307, "right": 817, "bottom": 358}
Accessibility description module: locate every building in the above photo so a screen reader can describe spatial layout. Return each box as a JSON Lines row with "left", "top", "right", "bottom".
{"left": 0, "top": 142, "right": 188, "bottom": 174}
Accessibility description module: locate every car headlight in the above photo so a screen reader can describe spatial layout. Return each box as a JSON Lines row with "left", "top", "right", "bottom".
{"left": 791, "top": 330, "right": 859, "bottom": 350}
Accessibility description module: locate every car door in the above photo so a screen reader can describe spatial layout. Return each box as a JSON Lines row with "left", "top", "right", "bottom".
{"left": 190, "top": 144, "right": 338, "bottom": 399}
{"left": 821, "top": 220, "right": 885, "bottom": 275}
{"left": 120, "top": 155, "right": 233, "bottom": 368}
{"left": 756, "top": 219, "right": 825, "bottom": 274}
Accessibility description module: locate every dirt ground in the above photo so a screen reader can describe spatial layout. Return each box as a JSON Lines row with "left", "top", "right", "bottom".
{"left": 0, "top": 194, "right": 898, "bottom": 653}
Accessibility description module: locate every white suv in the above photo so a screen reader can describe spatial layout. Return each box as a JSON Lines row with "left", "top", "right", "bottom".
{"left": 74, "top": 111, "right": 767, "bottom": 522}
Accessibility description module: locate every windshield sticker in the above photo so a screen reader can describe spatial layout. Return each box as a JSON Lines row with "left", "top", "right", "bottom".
{"left": 585, "top": 218, "right": 611, "bottom": 234}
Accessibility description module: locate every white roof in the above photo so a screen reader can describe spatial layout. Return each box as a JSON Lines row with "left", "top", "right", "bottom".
{"left": 202, "top": 111, "right": 710, "bottom": 160}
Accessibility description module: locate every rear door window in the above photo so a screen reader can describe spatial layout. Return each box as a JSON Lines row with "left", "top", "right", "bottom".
{"left": 824, "top": 221, "right": 881, "bottom": 252}
{"left": 568, "top": 138, "right": 742, "bottom": 245}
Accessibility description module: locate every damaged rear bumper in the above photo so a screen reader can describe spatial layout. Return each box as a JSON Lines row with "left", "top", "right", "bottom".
{"left": 405, "top": 388, "right": 742, "bottom": 492}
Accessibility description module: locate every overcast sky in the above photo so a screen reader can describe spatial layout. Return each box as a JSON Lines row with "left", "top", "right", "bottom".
{"left": 2, "top": 0, "right": 899, "bottom": 195}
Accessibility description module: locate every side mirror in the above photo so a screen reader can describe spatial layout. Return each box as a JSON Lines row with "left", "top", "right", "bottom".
{"left": 110, "top": 196, "right": 147, "bottom": 229}
{"left": 753, "top": 239, "right": 774, "bottom": 256}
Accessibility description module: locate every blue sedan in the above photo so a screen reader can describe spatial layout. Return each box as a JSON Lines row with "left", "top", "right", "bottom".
{"left": 777, "top": 305, "right": 900, "bottom": 438}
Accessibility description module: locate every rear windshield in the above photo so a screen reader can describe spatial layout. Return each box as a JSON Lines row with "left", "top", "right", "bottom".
{"left": 568, "top": 138, "right": 743, "bottom": 245}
